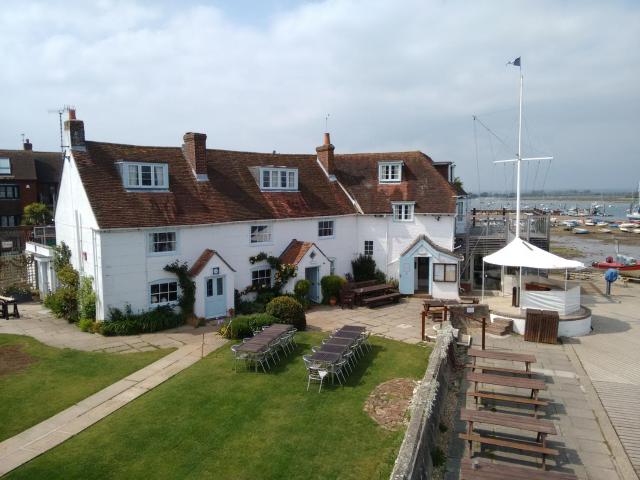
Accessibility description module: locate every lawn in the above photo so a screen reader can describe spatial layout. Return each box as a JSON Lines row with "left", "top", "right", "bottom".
{"left": 7, "top": 332, "right": 430, "bottom": 480}
{"left": 0, "top": 334, "right": 172, "bottom": 441}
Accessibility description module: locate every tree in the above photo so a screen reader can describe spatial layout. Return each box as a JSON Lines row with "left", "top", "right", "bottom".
{"left": 22, "top": 202, "right": 53, "bottom": 226}
{"left": 452, "top": 177, "right": 464, "bottom": 191}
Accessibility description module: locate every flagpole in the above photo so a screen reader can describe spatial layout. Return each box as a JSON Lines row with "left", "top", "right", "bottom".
{"left": 516, "top": 69, "right": 523, "bottom": 239}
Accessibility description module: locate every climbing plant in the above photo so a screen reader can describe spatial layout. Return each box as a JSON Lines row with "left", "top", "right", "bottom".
{"left": 164, "top": 261, "right": 196, "bottom": 320}
{"left": 245, "top": 252, "right": 297, "bottom": 294}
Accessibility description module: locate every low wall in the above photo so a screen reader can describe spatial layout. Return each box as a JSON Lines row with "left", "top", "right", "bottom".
{"left": 390, "top": 326, "right": 457, "bottom": 480}
{"left": 447, "top": 304, "right": 489, "bottom": 331}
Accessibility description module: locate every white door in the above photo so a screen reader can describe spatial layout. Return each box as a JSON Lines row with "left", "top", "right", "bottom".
{"left": 205, "top": 275, "right": 227, "bottom": 318}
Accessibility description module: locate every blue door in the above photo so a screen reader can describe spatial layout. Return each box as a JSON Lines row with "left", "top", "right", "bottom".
{"left": 399, "top": 255, "right": 415, "bottom": 294}
{"left": 305, "top": 267, "right": 321, "bottom": 303}
{"left": 205, "top": 275, "right": 227, "bottom": 318}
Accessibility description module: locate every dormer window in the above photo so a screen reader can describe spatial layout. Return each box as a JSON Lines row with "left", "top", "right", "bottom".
{"left": 0, "top": 158, "right": 10, "bottom": 175}
{"left": 260, "top": 167, "right": 298, "bottom": 191}
{"left": 119, "top": 162, "right": 168, "bottom": 190}
{"left": 378, "top": 161, "right": 402, "bottom": 183}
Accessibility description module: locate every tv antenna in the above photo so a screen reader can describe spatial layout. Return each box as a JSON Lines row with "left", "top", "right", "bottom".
{"left": 47, "top": 105, "right": 73, "bottom": 160}
{"left": 325, "top": 113, "right": 330, "bottom": 131}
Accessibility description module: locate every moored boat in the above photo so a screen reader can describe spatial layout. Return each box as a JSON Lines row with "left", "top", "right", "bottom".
{"left": 598, "top": 228, "right": 612, "bottom": 233}
{"left": 592, "top": 255, "right": 640, "bottom": 278}
{"left": 573, "top": 227, "right": 589, "bottom": 234}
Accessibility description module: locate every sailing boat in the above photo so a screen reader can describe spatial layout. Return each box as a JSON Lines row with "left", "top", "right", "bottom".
{"left": 627, "top": 181, "right": 640, "bottom": 220}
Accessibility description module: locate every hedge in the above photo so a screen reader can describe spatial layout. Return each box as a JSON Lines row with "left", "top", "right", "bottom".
{"left": 220, "top": 313, "right": 277, "bottom": 339}
{"left": 101, "top": 305, "right": 184, "bottom": 336}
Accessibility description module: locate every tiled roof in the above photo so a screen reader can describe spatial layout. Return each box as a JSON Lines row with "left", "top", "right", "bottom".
{"left": 0, "top": 150, "right": 62, "bottom": 182}
{"left": 74, "top": 142, "right": 355, "bottom": 229}
{"left": 333, "top": 151, "right": 457, "bottom": 214}
{"left": 279, "top": 240, "right": 313, "bottom": 265}
{"left": 188, "top": 248, "right": 236, "bottom": 277}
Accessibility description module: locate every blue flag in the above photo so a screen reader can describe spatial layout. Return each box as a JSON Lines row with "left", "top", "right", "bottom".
{"left": 508, "top": 57, "right": 521, "bottom": 67}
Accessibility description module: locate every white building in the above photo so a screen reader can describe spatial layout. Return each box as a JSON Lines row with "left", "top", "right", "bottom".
{"left": 55, "top": 111, "right": 462, "bottom": 320}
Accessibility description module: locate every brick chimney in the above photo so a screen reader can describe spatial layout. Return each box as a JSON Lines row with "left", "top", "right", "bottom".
{"left": 316, "top": 132, "right": 335, "bottom": 175}
{"left": 23, "top": 138, "right": 32, "bottom": 151}
{"left": 183, "top": 132, "right": 208, "bottom": 181}
{"left": 64, "top": 109, "right": 85, "bottom": 150}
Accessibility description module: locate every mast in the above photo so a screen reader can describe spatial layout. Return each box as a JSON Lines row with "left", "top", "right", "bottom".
{"left": 516, "top": 71, "right": 523, "bottom": 238}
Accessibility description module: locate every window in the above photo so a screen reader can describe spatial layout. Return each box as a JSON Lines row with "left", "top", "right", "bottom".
{"left": 378, "top": 162, "right": 402, "bottom": 183}
{"left": 364, "top": 240, "right": 373, "bottom": 256}
{"left": 260, "top": 168, "right": 298, "bottom": 191}
{"left": 0, "top": 158, "right": 10, "bottom": 175}
{"left": 121, "top": 162, "right": 168, "bottom": 189}
{"left": 0, "top": 185, "right": 19, "bottom": 199}
{"left": 0, "top": 215, "right": 20, "bottom": 227}
{"left": 148, "top": 231, "right": 176, "bottom": 253}
{"left": 252, "top": 269, "right": 272, "bottom": 288}
{"left": 456, "top": 201, "right": 464, "bottom": 221}
{"left": 433, "top": 263, "right": 457, "bottom": 283}
{"left": 206, "top": 277, "right": 224, "bottom": 297}
{"left": 250, "top": 225, "right": 272, "bottom": 243}
{"left": 392, "top": 202, "right": 414, "bottom": 222}
{"left": 318, "top": 220, "right": 334, "bottom": 238}
{"left": 329, "top": 257, "right": 336, "bottom": 275}
{"left": 150, "top": 281, "right": 178, "bottom": 305}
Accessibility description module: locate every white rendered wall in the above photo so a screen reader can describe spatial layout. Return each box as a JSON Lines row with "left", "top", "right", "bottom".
{"left": 190, "top": 255, "right": 235, "bottom": 319}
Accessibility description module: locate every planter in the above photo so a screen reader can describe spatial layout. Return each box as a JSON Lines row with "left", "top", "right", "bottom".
{"left": 329, "top": 297, "right": 337, "bottom": 306}
{"left": 7, "top": 292, "right": 33, "bottom": 303}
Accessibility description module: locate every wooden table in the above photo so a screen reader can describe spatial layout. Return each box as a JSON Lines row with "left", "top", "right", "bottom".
{"left": 0, "top": 295, "right": 19, "bottom": 320}
{"left": 467, "top": 371, "right": 546, "bottom": 401}
{"left": 352, "top": 284, "right": 393, "bottom": 305}
{"left": 468, "top": 348, "right": 536, "bottom": 373}
{"left": 460, "top": 409, "right": 559, "bottom": 469}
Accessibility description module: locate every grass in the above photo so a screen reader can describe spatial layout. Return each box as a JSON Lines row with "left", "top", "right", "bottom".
{"left": 0, "top": 334, "right": 172, "bottom": 441}
{"left": 7, "top": 332, "right": 430, "bottom": 480}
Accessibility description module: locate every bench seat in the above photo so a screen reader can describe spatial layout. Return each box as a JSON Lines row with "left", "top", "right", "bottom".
{"left": 361, "top": 292, "right": 401, "bottom": 307}
{"left": 466, "top": 363, "right": 536, "bottom": 377}
{"left": 459, "top": 432, "right": 558, "bottom": 467}
{"left": 460, "top": 457, "right": 577, "bottom": 479}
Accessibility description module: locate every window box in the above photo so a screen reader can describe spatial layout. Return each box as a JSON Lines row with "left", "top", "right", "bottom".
{"left": 433, "top": 263, "right": 457, "bottom": 283}
{"left": 318, "top": 220, "right": 334, "bottom": 238}
{"left": 392, "top": 202, "right": 415, "bottom": 222}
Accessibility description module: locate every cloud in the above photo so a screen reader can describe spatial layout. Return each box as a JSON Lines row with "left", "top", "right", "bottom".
{"left": 0, "top": 0, "right": 638, "bottom": 191}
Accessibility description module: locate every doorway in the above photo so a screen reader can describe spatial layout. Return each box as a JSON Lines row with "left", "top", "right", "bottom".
{"left": 204, "top": 275, "right": 227, "bottom": 318}
{"left": 414, "top": 257, "right": 430, "bottom": 292}
{"left": 305, "top": 266, "right": 321, "bottom": 303}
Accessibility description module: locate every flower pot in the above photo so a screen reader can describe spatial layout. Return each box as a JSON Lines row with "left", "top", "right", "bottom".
{"left": 329, "top": 297, "right": 337, "bottom": 306}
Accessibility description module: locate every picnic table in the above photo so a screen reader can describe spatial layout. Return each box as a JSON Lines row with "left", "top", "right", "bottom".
{"left": 468, "top": 348, "right": 536, "bottom": 374}
{"left": 459, "top": 408, "right": 559, "bottom": 469}
{"left": 0, "top": 295, "right": 19, "bottom": 320}
{"left": 352, "top": 284, "right": 397, "bottom": 306}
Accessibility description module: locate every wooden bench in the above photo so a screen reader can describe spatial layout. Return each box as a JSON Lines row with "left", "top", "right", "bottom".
{"left": 460, "top": 457, "right": 577, "bottom": 479}
{"left": 468, "top": 348, "right": 536, "bottom": 374}
{"left": 459, "top": 409, "right": 558, "bottom": 469}
{"left": 466, "top": 363, "right": 536, "bottom": 377}
{"left": 466, "top": 391, "right": 548, "bottom": 416}
{"left": 0, "top": 295, "right": 20, "bottom": 320}
{"left": 361, "top": 291, "right": 401, "bottom": 307}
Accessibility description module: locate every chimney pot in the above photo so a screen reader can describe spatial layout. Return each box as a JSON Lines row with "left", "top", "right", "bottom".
{"left": 183, "top": 132, "right": 208, "bottom": 181}
{"left": 64, "top": 110, "right": 85, "bottom": 150}
{"left": 323, "top": 132, "right": 331, "bottom": 145}
{"left": 68, "top": 109, "right": 76, "bottom": 120}
{"left": 23, "top": 138, "right": 33, "bottom": 151}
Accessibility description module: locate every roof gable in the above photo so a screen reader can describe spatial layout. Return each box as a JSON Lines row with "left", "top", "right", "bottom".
{"left": 279, "top": 239, "right": 328, "bottom": 265}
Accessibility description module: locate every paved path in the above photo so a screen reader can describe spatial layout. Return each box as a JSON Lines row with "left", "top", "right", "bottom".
{"left": 0, "top": 335, "right": 226, "bottom": 476}
{"left": 566, "top": 283, "right": 640, "bottom": 479}
{"left": 0, "top": 302, "right": 222, "bottom": 353}
{"left": 446, "top": 333, "right": 629, "bottom": 480}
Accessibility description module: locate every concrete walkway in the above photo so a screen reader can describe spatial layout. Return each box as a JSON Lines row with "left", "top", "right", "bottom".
{"left": 0, "top": 334, "right": 226, "bottom": 476}
{"left": 0, "top": 302, "right": 222, "bottom": 353}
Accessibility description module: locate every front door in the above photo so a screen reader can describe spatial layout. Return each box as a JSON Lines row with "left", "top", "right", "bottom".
{"left": 415, "top": 257, "right": 430, "bottom": 292}
{"left": 205, "top": 275, "right": 226, "bottom": 318}
{"left": 305, "top": 267, "right": 320, "bottom": 303}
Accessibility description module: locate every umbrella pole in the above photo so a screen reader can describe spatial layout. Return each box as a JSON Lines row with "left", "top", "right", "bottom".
{"left": 519, "top": 266, "right": 522, "bottom": 307}
{"left": 481, "top": 261, "right": 485, "bottom": 303}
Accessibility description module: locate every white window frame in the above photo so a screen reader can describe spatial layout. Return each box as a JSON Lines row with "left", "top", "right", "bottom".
{"left": 251, "top": 268, "right": 272, "bottom": 289}
{"left": 147, "top": 231, "right": 178, "bottom": 255}
{"left": 318, "top": 220, "right": 335, "bottom": 238}
{"left": 149, "top": 279, "right": 179, "bottom": 306}
{"left": 120, "top": 162, "right": 169, "bottom": 190}
{"left": 0, "top": 158, "right": 10, "bottom": 175}
{"left": 392, "top": 202, "right": 415, "bottom": 222}
{"left": 250, "top": 224, "right": 272, "bottom": 244}
{"left": 433, "top": 263, "right": 458, "bottom": 283}
{"left": 260, "top": 167, "right": 298, "bottom": 191}
{"left": 378, "top": 161, "right": 402, "bottom": 183}
{"left": 364, "top": 240, "right": 374, "bottom": 256}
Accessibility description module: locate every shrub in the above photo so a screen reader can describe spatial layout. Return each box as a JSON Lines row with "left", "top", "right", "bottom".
{"left": 294, "top": 279, "right": 310, "bottom": 299}
{"left": 220, "top": 313, "right": 277, "bottom": 339}
{"left": 320, "top": 275, "right": 346, "bottom": 304}
{"left": 43, "top": 264, "right": 80, "bottom": 322}
{"left": 374, "top": 269, "right": 387, "bottom": 284}
{"left": 52, "top": 242, "right": 72, "bottom": 273}
{"left": 22, "top": 202, "right": 53, "bottom": 226}
{"left": 351, "top": 254, "right": 376, "bottom": 281}
{"left": 101, "top": 305, "right": 184, "bottom": 336}
{"left": 265, "top": 296, "right": 306, "bottom": 330}
{"left": 77, "top": 276, "right": 96, "bottom": 320}
{"left": 236, "top": 300, "right": 265, "bottom": 315}
{"left": 256, "top": 290, "right": 277, "bottom": 305}
{"left": 78, "top": 318, "right": 95, "bottom": 333}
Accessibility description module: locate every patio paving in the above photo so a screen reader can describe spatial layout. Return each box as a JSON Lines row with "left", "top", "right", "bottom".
{"left": 0, "top": 302, "right": 222, "bottom": 353}
{"left": 445, "top": 333, "right": 628, "bottom": 480}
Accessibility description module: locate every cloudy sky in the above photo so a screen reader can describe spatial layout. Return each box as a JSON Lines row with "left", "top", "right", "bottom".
{"left": 1, "top": 0, "right": 638, "bottom": 192}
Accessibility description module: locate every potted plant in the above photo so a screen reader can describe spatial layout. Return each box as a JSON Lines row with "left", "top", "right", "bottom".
{"left": 329, "top": 296, "right": 337, "bottom": 306}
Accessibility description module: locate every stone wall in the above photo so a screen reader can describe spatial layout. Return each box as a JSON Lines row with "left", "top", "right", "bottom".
{"left": 390, "top": 326, "right": 458, "bottom": 480}
{"left": 447, "top": 303, "right": 489, "bottom": 331}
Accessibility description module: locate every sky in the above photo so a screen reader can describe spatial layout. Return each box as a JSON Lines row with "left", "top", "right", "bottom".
{"left": 1, "top": 0, "right": 638, "bottom": 193}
